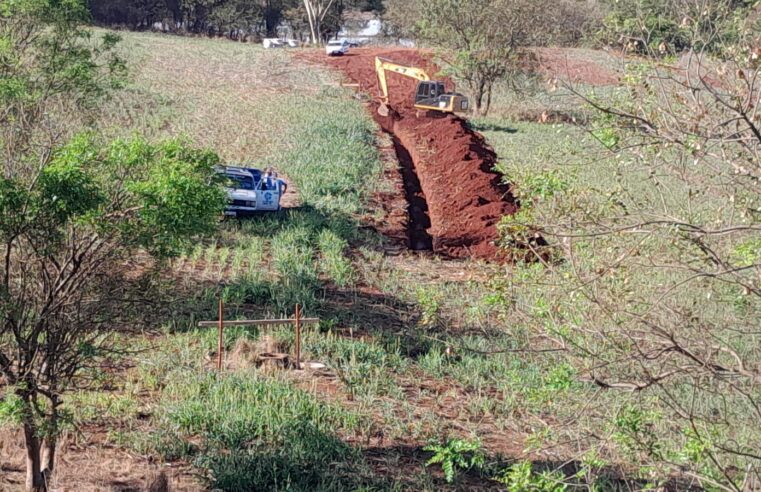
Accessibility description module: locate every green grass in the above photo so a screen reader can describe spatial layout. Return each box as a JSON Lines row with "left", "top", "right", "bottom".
{"left": 145, "top": 372, "right": 382, "bottom": 491}
{"left": 469, "top": 91, "right": 761, "bottom": 486}
{"left": 89, "top": 31, "right": 424, "bottom": 490}
{"left": 63, "top": 30, "right": 759, "bottom": 491}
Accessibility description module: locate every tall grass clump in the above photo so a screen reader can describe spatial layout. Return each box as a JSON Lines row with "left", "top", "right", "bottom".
{"left": 272, "top": 87, "right": 382, "bottom": 217}
{"left": 317, "top": 229, "right": 355, "bottom": 287}
{"left": 303, "top": 330, "right": 406, "bottom": 398}
{"left": 151, "top": 372, "right": 378, "bottom": 491}
{"left": 270, "top": 224, "right": 320, "bottom": 312}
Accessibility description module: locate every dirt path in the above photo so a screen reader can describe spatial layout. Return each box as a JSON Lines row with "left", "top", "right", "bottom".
{"left": 278, "top": 173, "right": 301, "bottom": 209}
{"left": 299, "top": 48, "right": 518, "bottom": 260}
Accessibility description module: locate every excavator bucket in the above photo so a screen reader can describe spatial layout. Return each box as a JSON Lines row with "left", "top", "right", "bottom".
{"left": 377, "top": 102, "right": 390, "bottom": 117}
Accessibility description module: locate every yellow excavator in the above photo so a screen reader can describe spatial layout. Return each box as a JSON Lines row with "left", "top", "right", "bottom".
{"left": 375, "top": 57, "right": 469, "bottom": 117}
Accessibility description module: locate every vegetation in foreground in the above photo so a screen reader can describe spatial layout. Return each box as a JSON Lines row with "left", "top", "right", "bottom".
{"left": 1, "top": 1, "right": 760, "bottom": 491}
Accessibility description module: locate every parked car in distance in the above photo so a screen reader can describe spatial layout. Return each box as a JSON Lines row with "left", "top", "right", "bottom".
{"left": 262, "top": 38, "right": 285, "bottom": 49}
{"left": 325, "top": 39, "right": 350, "bottom": 56}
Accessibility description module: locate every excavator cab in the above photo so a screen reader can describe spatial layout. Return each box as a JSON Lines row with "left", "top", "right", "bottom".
{"left": 413, "top": 81, "right": 469, "bottom": 113}
{"left": 415, "top": 81, "right": 446, "bottom": 101}
{"left": 375, "top": 57, "right": 469, "bottom": 117}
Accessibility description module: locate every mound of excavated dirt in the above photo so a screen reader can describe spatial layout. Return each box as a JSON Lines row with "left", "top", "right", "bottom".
{"left": 299, "top": 48, "right": 518, "bottom": 260}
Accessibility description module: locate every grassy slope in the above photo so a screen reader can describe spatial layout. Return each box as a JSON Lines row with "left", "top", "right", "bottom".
{"left": 471, "top": 95, "right": 760, "bottom": 488}
{"left": 15, "top": 31, "right": 755, "bottom": 492}
{"left": 77, "top": 32, "right": 586, "bottom": 490}
{"left": 94, "top": 34, "right": 603, "bottom": 488}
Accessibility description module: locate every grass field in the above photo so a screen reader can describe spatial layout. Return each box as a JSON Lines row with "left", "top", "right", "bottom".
{"left": 1, "top": 30, "right": 758, "bottom": 491}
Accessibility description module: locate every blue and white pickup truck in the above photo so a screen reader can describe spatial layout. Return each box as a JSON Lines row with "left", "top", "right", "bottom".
{"left": 216, "top": 166, "right": 286, "bottom": 216}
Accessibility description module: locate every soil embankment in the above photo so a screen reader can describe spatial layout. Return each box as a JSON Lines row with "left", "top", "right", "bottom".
{"left": 300, "top": 48, "right": 518, "bottom": 260}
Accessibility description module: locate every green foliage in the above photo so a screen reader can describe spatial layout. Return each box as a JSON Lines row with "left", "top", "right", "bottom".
{"left": 542, "top": 363, "right": 576, "bottom": 391}
{"left": 677, "top": 427, "right": 710, "bottom": 465}
{"left": 415, "top": 0, "right": 534, "bottom": 114}
{"left": 590, "top": 126, "right": 619, "bottom": 150}
{"left": 497, "top": 165, "right": 571, "bottom": 251}
{"left": 598, "top": 0, "right": 757, "bottom": 55}
{"left": 125, "top": 139, "right": 226, "bottom": 256}
{"left": 415, "top": 285, "right": 443, "bottom": 327}
{"left": 152, "top": 372, "right": 376, "bottom": 491}
{"left": 612, "top": 405, "right": 664, "bottom": 460}
{"left": 39, "top": 137, "right": 105, "bottom": 221}
{"left": 518, "top": 169, "right": 570, "bottom": 201}
{"left": 424, "top": 438, "right": 485, "bottom": 483}
{"left": 731, "top": 237, "right": 761, "bottom": 267}
{"left": 497, "top": 208, "right": 536, "bottom": 248}
{"left": 599, "top": 0, "right": 688, "bottom": 53}
{"left": 0, "top": 392, "right": 24, "bottom": 425}
{"left": 0, "top": 0, "right": 125, "bottom": 124}
{"left": 0, "top": 177, "right": 26, "bottom": 237}
{"left": 496, "top": 461, "right": 567, "bottom": 492}
{"left": 90, "top": 0, "right": 373, "bottom": 40}
{"left": 0, "top": 129, "right": 225, "bottom": 489}
{"left": 0, "top": 135, "right": 226, "bottom": 258}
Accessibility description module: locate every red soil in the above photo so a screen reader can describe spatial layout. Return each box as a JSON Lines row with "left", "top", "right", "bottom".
{"left": 299, "top": 48, "right": 518, "bottom": 260}
{"left": 533, "top": 47, "right": 621, "bottom": 86}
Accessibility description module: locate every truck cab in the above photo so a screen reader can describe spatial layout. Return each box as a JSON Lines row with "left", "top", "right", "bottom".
{"left": 217, "top": 166, "right": 283, "bottom": 216}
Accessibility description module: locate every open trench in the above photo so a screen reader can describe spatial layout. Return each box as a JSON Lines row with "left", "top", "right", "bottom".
{"left": 372, "top": 109, "right": 518, "bottom": 260}
{"left": 391, "top": 136, "right": 433, "bottom": 251}
{"left": 301, "top": 48, "right": 519, "bottom": 260}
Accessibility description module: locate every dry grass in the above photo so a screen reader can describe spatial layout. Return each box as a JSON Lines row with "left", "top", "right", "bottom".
{"left": 101, "top": 31, "right": 336, "bottom": 163}
{"left": 0, "top": 428, "right": 201, "bottom": 492}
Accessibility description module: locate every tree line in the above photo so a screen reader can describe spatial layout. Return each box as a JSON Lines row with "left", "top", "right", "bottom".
{"left": 383, "top": 0, "right": 759, "bottom": 115}
{"left": 87, "top": 0, "right": 383, "bottom": 40}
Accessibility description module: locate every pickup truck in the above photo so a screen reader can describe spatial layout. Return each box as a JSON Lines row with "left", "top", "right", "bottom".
{"left": 325, "top": 39, "right": 350, "bottom": 56}
{"left": 217, "top": 165, "right": 285, "bottom": 216}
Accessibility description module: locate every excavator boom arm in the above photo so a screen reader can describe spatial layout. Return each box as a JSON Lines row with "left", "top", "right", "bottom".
{"left": 375, "top": 57, "right": 430, "bottom": 102}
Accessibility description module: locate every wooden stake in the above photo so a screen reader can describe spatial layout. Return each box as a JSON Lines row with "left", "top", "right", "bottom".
{"left": 217, "top": 298, "right": 224, "bottom": 371}
{"left": 295, "top": 304, "right": 301, "bottom": 370}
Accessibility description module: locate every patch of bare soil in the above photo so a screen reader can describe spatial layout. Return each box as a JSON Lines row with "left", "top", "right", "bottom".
{"left": 0, "top": 428, "right": 201, "bottom": 492}
{"left": 533, "top": 47, "right": 622, "bottom": 86}
{"left": 278, "top": 172, "right": 301, "bottom": 209}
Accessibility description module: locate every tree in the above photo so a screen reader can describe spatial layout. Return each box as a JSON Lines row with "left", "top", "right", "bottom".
{"left": 381, "top": 0, "right": 420, "bottom": 38}
{"left": 208, "top": 0, "right": 264, "bottom": 39}
{"left": 261, "top": 0, "right": 288, "bottom": 36}
{"left": 88, "top": 0, "right": 174, "bottom": 29}
{"left": 354, "top": 0, "right": 383, "bottom": 12}
{"left": 0, "top": 135, "right": 226, "bottom": 491}
{"left": 599, "top": 0, "right": 757, "bottom": 55}
{"left": 0, "top": 1, "right": 227, "bottom": 490}
{"left": 1, "top": 0, "right": 126, "bottom": 177}
{"left": 414, "top": 0, "right": 546, "bottom": 115}
{"left": 503, "top": 9, "right": 761, "bottom": 488}
{"left": 303, "top": 0, "right": 337, "bottom": 44}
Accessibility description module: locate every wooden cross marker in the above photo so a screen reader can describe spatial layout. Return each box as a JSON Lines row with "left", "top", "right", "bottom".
{"left": 198, "top": 301, "right": 319, "bottom": 371}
